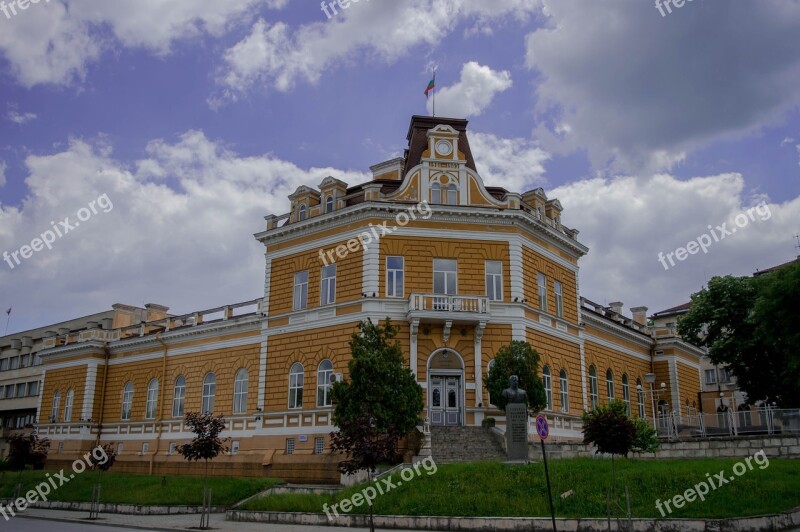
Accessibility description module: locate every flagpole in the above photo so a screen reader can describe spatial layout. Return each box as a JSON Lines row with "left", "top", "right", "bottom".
{"left": 3, "top": 314, "right": 9, "bottom": 336}
{"left": 432, "top": 69, "right": 436, "bottom": 117}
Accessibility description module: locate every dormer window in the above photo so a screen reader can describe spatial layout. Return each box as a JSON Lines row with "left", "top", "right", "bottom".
{"left": 325, "top": 195, "right": 334, "bottom": 213}
{"left": 431, "top": 183, "right": 441, "bottom": 204}
{"left": 298, "top": 204, "right": 307, "bottom": 221}
{"left": 431, "top": 183, "right": 457, "bottom": 205}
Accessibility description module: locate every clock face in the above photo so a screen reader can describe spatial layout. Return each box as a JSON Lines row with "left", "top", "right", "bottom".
{"left": 435, "top": 140, "right": 453, "bottom": 156}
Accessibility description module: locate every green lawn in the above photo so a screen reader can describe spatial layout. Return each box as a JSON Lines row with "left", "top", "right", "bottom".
{"left": 242, "top": 458, "right": 800, "bottom": 519}
{"left": 0, "top": 470, "right": 281, "bottom": 506}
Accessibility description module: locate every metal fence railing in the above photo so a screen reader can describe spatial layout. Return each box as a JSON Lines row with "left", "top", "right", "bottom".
{"left": 653, "top": 407, "right": 800, "bottom": 439}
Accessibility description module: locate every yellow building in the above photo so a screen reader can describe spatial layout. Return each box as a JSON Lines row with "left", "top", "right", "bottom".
{"left": 35, "top": 116, "right": 703, "bottom": 482}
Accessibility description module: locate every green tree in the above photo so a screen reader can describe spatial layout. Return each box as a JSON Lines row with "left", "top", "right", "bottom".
{"left": 678, "top": 264, "right": 800, "bottom": 407}
{"left": 178, "top": 412, "right": 229, "bottom": 529}
{"left": 6, "top": 432, "right": 49, "bottom": 471}
{"left": 631, "top": 418, "right": 660, "bottom": 454}
{"left": 330, "top": 319, "right": 423, "bottom": 532}
{"left": 485, "top": 340, "right": 547, "bottom": 412}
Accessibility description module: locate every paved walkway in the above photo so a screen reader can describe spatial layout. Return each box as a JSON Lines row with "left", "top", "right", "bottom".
{"left": 16, "top": 508, "right": 417, "bottom": 531}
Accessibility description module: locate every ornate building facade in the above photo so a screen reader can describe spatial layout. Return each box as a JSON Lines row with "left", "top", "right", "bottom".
{"left": 34, "top": 116, "right": 703, "bottom": 482}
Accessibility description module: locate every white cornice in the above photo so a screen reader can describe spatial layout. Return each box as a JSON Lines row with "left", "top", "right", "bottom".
{"left": 581, "top": 311, "right": 653, "bottom": 348}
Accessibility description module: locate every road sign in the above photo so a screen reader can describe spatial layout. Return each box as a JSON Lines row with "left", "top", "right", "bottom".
{"left": 535, "top": 414, "right": 549, "bottom": 440}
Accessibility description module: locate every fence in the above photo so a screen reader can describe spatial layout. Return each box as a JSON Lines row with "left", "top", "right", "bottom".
{"left": 654, "top": 407, "right": 800, "bottom": 440}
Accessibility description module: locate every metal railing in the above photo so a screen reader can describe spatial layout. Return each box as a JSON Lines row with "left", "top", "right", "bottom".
{"left": 656, "top": 407, "right": 800, "bottom": 439}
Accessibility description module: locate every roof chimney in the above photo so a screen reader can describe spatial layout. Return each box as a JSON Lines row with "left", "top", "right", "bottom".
{"left": 608, "top": 302, "right": 624, "bottom": 316}
{"left": 630, "top": 306, "right": 648, "bottom": 326}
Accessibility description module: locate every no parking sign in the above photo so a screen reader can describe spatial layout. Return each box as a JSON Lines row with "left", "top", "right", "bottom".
{"left": 535, "top": 414, "right": 549, "bottom": 440}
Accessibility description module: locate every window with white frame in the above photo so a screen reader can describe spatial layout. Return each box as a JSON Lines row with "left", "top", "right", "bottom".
{"left": 173, "top": 376, "right": 185, "bottom": 418}
{"left": 431, "top": 183, "right": 441, "bottom": 204}
{"left": 321, "top": 264, "right": 336, "bottom": 305}
{"left": 121, "top": 382, "right": 134, "bottom": 420}
{"left": 559, "top": 369, "right": 569, "bottom": 413}
{"left": 637, "top": 378, "right": 646, "bottom": 418}
{"left": 317, "top": 360, "right": 333, "bottom": 407}
{"left": 542, "top": 365, "right": 552, "bottom": 410}
{"left": 589, "top": 366, "right": 598, "bottom": 408}
{"left": 51, "top": 390, "right": 61, "bottom": 421}
{"left": 117, "top": 443, "right": 124, "bottom": 456}
{"left": 286, "top": 438, "right": 295, "bottom": 455}
{"left": 485, "top": 261, "right": 503, "bottom": 301}
{"left": 231, "top": 441, "right": 240, "bottom": 455}
{"left": 168, "top": 442, "right": 177, "bottom": 455}
{"left": 386, "top": 256, "right": 404, "bottom": 298}
{"left": 554, "top": 281, "right": 563, "bottom": 318}
{"left": 64, "top": 389, "right": 74, "bottom": 422}
{"left": 622, "top": 374, "right": 630, "bottom": 415}
{"left": 315, "top": 437, "right": 325, "bottom": 454}
{"left": 146, "top": 379, "right": 159, "bottom": 419}
{"left": 289, "top": 363, "right": 304, "bottom": 409}
{"left": 298, "top": 204, "right": 307, "bottom": 221}
{"left": 233, "top": 368, "right": 248, "bottom": 414}
{"left": 704, "top": 369, "right": 717, "bottom": 385}
{"left": 606, "top": 369, "right": 615, "bottom": 401}
{"left": 202, "top": 373, "right": 216, "bottom": 414}
{"left": 537, "top": 273, "right": 548, "bottom": 312}
{"left": 433, "top": 259, "right": 457, "bottom": 295}
{"left": 325, "top": 195, "right": 334, "bottom": 213}
{"left": 443, "top": 184, "right": 457, "bottom": 205}
{"left": 293, "top": 271, "right": 308, "bottom": 311}
{"left": 719, "top": 367, "right": 732, "bottom": 383}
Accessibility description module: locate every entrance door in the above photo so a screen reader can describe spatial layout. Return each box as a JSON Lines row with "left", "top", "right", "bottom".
{"left": 429, "top": 375, "right": 461, "bottom": 426}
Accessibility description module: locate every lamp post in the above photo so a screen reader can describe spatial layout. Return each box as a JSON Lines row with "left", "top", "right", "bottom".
{"left": 640, "top": 373, "right": 667, "bottom": 430}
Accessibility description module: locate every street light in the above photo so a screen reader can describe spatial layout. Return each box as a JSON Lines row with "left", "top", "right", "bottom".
{"left": 639, "top": 373, "right": 667, "bottom": 429}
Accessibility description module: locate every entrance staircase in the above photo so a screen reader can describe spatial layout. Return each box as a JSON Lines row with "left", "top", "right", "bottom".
{"left": 429, "top": 426, "right": 506, "bottom": 463}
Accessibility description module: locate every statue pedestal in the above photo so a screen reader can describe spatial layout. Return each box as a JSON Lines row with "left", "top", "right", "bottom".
{"left": 505, "top": 403, "right": 528, "bottom": 461}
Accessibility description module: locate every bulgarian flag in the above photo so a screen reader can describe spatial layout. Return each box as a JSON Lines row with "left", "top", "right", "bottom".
{"left": 424, "top": 72, "right": 435, "bottom": 98}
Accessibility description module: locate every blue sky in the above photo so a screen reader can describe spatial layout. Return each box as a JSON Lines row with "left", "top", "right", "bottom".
{"left": 0, "top": 0, "right": 799, "bottom": 333}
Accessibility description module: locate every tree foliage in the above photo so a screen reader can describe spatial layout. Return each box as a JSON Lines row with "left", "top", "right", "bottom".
{"left": 678, "top": 263, "right": 800, "bottom": 407}
{"left": 582, "top": 400, "right": 637, "bottom": 457}
{"left": 7, "top": 432, "right": 49, "bottom": 471}
{"left": 330, "top": 319, "right": 423, "bottom": 475}
{"left": 485, "top": 340, "right": 547, "bottom": 412}
{"left": 94, "top": 443, "right": 117, "bottom": 472}
{"left": 178, "top": 413, "right": 230, "bottom": 467}
{"left": 631, "top": 418, "right": 660, "bottom": 454}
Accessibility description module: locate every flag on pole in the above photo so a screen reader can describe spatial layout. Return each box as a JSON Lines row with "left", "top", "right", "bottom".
{"left": 5, "top": 307, "right": 9, "bottom": 316}
{"left": 424, "top": 73, "right": 435, "bottom": 98}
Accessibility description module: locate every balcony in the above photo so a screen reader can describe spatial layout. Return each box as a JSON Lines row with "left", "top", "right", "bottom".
{"left": 407, "top": 293, "right": 490, "bottom": 324}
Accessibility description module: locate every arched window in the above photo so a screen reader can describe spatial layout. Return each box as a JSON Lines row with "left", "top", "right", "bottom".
{"left": 298, "top": 204, "right": 307, "bottom": 221}
{"left": 589, "top": 366, "right": 598, "bottom": 408}
{"left": 202, "top": 373, "right": 216, "bottom": 414}
{"left": 622, "top": 374, "right": 630, "bottom": 415}
{"left": 289, "top": 363, "right": 304, "bottom": 409}
{"left": 233, "top": 369, "right": 248, "bottom": 414}
{"left": 559, "top": 369, "right": 569, "bottom": 413}
{"left": 487, "top": 359, "right": 495, "bottom": 377}
{"left": 121, "top": 382, "right": 134, "bottom": 420}
{"left": 606, "top": 369, "right": 615, "bottom": 401}
{"left": 317, "top": 360, "right": 333, "bottom": 407}
{"left": 542, "top": 365, "right": 552, "bottom": 410}
{"left": 64, "top": 389, "right": 74, "bottom": 422}
{"left": 172, "top": 376, "right": 186, "bottom": 418}
{"left": 325, "top": 195, "right": 334, "bottom": 213}
{"left": 431, "top": 182, "right": 442, "bottom": 204}
{"left": 51, "top": 390, "right": 61, "bottom": 422}
{"left": 145, "top": 379, "right": 159, "bottom": 419}
{"left": 636, "top": 378, "right": 646, "bottom": 418}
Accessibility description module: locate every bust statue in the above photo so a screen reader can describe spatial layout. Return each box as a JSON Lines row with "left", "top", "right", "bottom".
{"left": 502, "top": 375, "right": 528, "bottom": 405}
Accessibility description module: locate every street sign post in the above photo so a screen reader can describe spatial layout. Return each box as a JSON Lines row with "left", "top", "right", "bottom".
{"left": 535, "top": 414, "right": 557, "bottom": 532}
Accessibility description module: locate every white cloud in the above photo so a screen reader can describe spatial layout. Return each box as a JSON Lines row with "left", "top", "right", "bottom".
{"left": 470, "top": 132, "right": 549, "bottom": 191}
{"left": 0, "top": 161, "right": 6, "bottom": 188}
{"left": 0, "top": 132, "right": 368, "bottom": 331}
{"left": 214, "top": 0, "right": 540, "bottom": 102}
{"left": 525, "top": 0, "right": 800, "bottom": 173}
{"left": 7, "top": 110, "right": 37, "bottom": 124}
{"left": 426, "top": 62, "right": 512, "bottom": 118}
{"left": 780, "top": 136, "right": 795, "bottom": 147}
{"left": 551, "top": 174, "right": 800, "bottom": 313}
{"left": 0, "top": 0, "right": 282, "bottom": 87}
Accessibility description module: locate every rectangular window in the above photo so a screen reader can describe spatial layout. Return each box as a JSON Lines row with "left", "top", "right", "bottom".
{"left": 314, "top": 437, "right": 325, "bottom": 455}
{"left": 554, "top": 281, "right": 563, "bottom": 318}
{"left": 286, "top": 438, "right": 295, "bottom": 455}
{"left": 446, "top": 186, "right": 457, "bottom": 205}
{"left": 21, "top": 354, "right": 30, "bottom": 368}
{"left": 704, "top": 369, "right": 717, "bottom": 385}
{"left": 9, "top": 357, "right": 19, "bottom": 370}
{"left": 433, "top": 259, "right": 457, "bottom": 295}
{"left": 386, "top": 256, "right": 404, "bottom": 298}
{"left": 719, "top": 367, "right": 732, "bottom": 383}
{"left": 589, "top": 374, "right": 598, "bottom": 408}
{"left": 0, "top": 358, "right": 8, "bottom": 371}
{"left": 168, "top": 442, "right": 177, "bottom": 455}
{"left": 537, "top": 273, "right": 548, "bottom": 312}
{"left": 543, "top": 371, "right": 552, "bottom": 410}
{"left": 231, "top": 441, "right": 240, "bottom": 455}
{"left": 638, "top": 388, "right": 646, "bottom": 418}
{"left": 141, "top": 443, "right": 149, "bottom": 454}
{"left": 16, "top": 383, "right": 26, "bottom": 398}
{"left": 559, "top": 373, "right": 569, "bottom": 413}
{"left": 485, "top": 261, "right": 503, "bottom": 301}
{"left": 293, "top": 271, "right": 308, "bottom": 311}
{"left": 117, "top": 443, "right": 124, "bottom": 456}
{"left": 321, "top": 265, "right": 336, "bottom": 305}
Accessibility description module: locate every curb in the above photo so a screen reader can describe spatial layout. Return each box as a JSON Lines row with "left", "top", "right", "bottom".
{"left": 226, "top": 507, "right": 800, "bottom": 531}
{"left": 17, "top": 513, "right": 187, "bottom": 532}
{"left": 0, "top": 499, "right": 228, "bottom": 515}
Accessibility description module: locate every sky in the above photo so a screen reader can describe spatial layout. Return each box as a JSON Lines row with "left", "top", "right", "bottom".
{"left": 0, "top": 0, "right": 799, "bottom": 333}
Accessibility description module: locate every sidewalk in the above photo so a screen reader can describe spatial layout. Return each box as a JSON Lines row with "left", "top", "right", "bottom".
{"left": 17, "top": 508, "right": 414, "bottom": 531}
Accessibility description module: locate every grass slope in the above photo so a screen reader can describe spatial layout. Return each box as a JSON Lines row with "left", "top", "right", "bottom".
{"left": 243, "top": 458, "right": 800, "bottom": 519}
{"left": 0, "top": 471, "right": 281, "bottom": 506}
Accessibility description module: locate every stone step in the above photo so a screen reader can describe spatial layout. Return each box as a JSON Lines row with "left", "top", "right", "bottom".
{"left": 429, "top": 426, "right": 506, "bottom": 463}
